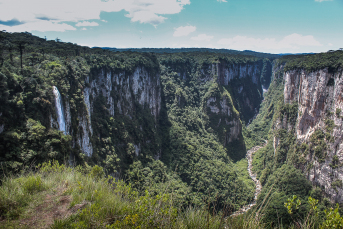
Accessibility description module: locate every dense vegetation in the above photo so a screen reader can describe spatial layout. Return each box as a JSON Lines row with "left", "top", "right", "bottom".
{"left": 283, "top": 49, "right": 343, "bottom": 72}
{"left": 0, "top": 31, "right": 161, "bottom": 174}
{"left": 103, "top": 47, "right": 281, "bottom": 59}
{"left": 2, "top": 31, "right": 343, "bottom": 228}
{"left": 246, "top": 55, "right": 343, "bottom": 228}
{"left": 1, "top": 161, "right": 343, "bottom": 229}
{"left": 0, "top": 31, "right": 258, "bottom": 216}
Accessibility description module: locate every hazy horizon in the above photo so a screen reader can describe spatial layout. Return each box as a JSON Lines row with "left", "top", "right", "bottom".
{"left": 1, "top": 0, "right": 342, "bottom": 53}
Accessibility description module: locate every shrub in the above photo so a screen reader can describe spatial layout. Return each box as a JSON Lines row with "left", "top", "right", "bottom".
{"left": 89, "top": 165, "right": 105, "bottom": 179}
{"left": 325, "top": 119, "right": 335, "bottom": 133}
{"left": 332, "top": 180, "right": 343, "bottom": 192}
{"left": 21, "top": 175, "right": 45, "bottom": 194}
{"left": 39, "top": 160, "right": 66, "bottom": 173}
{"left": 330, "top": 155, "right": 340, "bottom": 169}
{"left": 320, "top": 204, "right": 343, "bottom": 229}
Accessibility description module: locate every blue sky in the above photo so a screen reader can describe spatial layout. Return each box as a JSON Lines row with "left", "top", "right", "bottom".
{"left": 0, "top": 0, "right": 342, "bottom": 53}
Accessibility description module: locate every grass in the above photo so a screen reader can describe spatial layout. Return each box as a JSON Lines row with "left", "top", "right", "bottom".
{"left": 0, "top": 161, "right": 266, "bottom": 229}
{"left": 1, "top": 160, "right": 340, "bottom": 229}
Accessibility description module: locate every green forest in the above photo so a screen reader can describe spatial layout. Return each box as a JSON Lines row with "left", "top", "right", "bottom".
{"left": 1, "top": 31, "right": 343, "bottom": 228}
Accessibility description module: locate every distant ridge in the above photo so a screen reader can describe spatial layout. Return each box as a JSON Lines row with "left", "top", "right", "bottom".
{"left": 97, "top": 47, "right": 281, "bottom": 59}
{"left": 278, "top": 52, "right": 316, "bottom": 56}
{"left": 96, "top": 47, "right": 315, "bottom": 59}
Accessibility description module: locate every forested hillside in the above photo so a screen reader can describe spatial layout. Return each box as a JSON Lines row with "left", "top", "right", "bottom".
{"left": 2, "top": 31, "right": 343, "bottom": 228}
{"left": 0, "top": 31, "right": 268, "bottom": 213}
{"left": 247, "top": 51, "right": 343, "bottom": 227}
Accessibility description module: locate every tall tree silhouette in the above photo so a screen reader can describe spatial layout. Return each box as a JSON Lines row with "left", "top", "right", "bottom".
{"left": 6, "top": 42, "right": 14, "bottom": 64}
{"left": 0, "top": 34, "right": 4, "bottom": 67}
{"left": 14, "top": 40, "right": 28, "bottom": 70}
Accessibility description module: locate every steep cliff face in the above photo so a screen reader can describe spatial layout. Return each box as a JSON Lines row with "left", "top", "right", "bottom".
{"left": 160, "top": 56, "right": 270, "bottom": 161}
{"left": 203, "top": 81, "right": 245, "bottom": 161}
{"left": 207, "top": 61, "right": 267, "bottom": 160}
{"left": 51, "top": 66, "right": 162, "bottom": 159}
{"left": 272, "top": 66, "right": 343, "bottom": 202}
{"left": 214, "top": 61, "right": 267, "bottom": 125}
{"left": 214, "top": 62, "right": 261, "bottom": 86}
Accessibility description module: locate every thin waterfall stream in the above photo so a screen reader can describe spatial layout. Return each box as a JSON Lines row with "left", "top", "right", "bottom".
{"left": 52, "top": 86, "right": 66, "bottom": 134}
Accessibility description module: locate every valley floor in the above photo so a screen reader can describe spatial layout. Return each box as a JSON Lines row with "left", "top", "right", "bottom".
{"left": 231, "top": 142, "right": 266, "bottom": 217}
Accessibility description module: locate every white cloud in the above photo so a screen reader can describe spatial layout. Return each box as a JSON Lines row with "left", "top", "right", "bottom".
{"left": 82, "top": 28, "right": 87, "bottom": 31}
{"left": 315, "top": 0, "right": 333, "bottom": 2}
{"left": 0, "top": 0, "right": 190, "bottom": 32}
{"left": 217, "top": 33, "right": 322, "bottom": 51}
{"left": 0, "top": 20, "right": 76, "bottom": 32}
{"left": 75, "top": 21, "right": 99, "bottom": 27}
{"left": 328, "top": 43, "right": 333, "bottom": 46}
{"left": 191, "top": 34, "right": 214, "bottom": 41}
{"left": 217, "top": 0, "right": 227, "bottom": 2}
{"left": 173, "top": 26, "right": 196, "bottom": 37}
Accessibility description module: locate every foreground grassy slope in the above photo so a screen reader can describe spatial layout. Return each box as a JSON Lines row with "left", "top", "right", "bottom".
{"left": 1, "top": 161, "right": 343, "bottom": 229}
{"left": 0, "top": 31, "right": 256, "bottom": 212}
{"left": 0, "top": 161, "right": 262, "bottom": 229}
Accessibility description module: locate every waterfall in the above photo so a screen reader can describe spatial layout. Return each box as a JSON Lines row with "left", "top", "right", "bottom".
{"left": 52, "top": 86, "right": 66, "bottom": 134}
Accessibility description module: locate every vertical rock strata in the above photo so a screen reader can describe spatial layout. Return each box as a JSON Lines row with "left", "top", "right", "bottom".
{"left": 50, "top": 59, "right": 269, "bottom": 162}
{"left": 202, "top": 61, "right": 265, "bottom": 160}
{"left": 51, "top": 66, "right": 161, "bottom": 157}
{"left": 278, "top": 68, "right": 343, "bottom": 202}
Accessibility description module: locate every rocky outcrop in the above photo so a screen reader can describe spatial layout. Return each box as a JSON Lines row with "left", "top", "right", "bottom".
{"left": 213, "top": 62, "right": 261, "bottom": 86}
{"left": 199, "top": 60, "right": 271, "bottom": 161}
{"left": 83, "top": 67, "right": 160, "bottom": 120}
{"left": 205, "top": 94, "right": 241, "bottom": 145}
{"left": 278, "top": 67, "right": 343, "bottom": 202}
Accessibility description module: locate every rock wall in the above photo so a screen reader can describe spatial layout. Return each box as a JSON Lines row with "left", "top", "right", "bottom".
{"left": 214, "top": 62, "right": 262, "bottom": 86}
{"left": 201, "top": 61, "right": 269, "bottom": 161}
{"left": 278, "top": 67, "right": 343, "bottom": 202}
{"left": 0, "top": 112, "right": 3, "bottom": 134}
{"left": 51, "top": 66, "right": 161, "bottom": 157}
{"left": 50, "top": 59, "right": 267, "bottom": 161}
{"left": 205, "top": 93, "right": 241, "bottom": 145}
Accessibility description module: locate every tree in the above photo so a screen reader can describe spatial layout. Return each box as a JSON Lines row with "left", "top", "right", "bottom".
{"left": 5, "top": 42, "right": 14, "bottom": 63}
{"left": 28, "top": 52, "right": 39, "bottom": 66}
{"left": 14, "top": 40, "right": 28, "bottom": 70}
{"left": 0, "top": 33, "right": 5, "bottom": 66}
{"left": 0, "top": 44, "right": 4, "bottom": 67}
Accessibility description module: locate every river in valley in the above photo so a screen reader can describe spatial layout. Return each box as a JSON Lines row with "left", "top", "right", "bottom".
{"left": 230, "top": 143, "right": 266, "bottom": 217}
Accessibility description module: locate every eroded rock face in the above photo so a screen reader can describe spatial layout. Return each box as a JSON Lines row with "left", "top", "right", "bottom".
{"left": 51, "top": 66, "right": 161, "bottom": 157}
{"left": 280, "top": 68, "right": 343, "bottom": 202}
{"left": 225, "top": 119, "right": 241, "bottom": 144}
{"left": 206, "top": 95, "right": 240, "bottom": 144}
{"left": 203, "top": 61, "right": 265, "bottom": 117}
{"left": 77, "top": 115, "right": 93, "bottom": 157}
{"left": 83, "top": 67, "right": 161, "bottom": 156}
{"left": 209, "top": 62, "right": 262, "bottom": 86}
{"left": 200, "top": 61, "right": 267, "bottom": 160}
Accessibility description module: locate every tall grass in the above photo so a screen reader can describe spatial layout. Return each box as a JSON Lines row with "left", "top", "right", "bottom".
{"left": 0, "top": 161, "right": 335, "bottom": 229}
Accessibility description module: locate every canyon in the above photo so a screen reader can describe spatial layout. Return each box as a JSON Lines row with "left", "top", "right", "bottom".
{"left": 1, "top": 32, "right": 343, "bottom": 222}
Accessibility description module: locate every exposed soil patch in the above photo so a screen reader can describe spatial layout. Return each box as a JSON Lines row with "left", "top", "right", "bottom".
{"left": 19, "top": 188, "right": 72, "bottom": 228}
{"left": 1, "top": 187, "right": 88, "bottom": 229}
